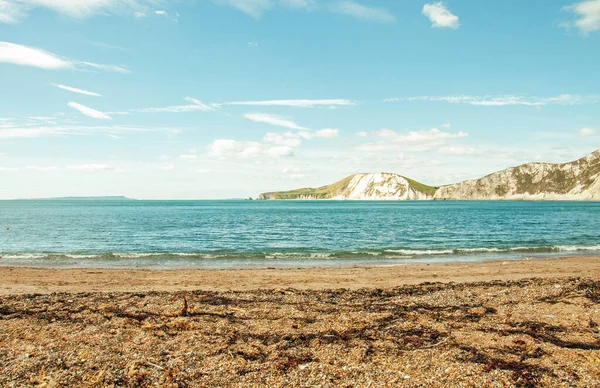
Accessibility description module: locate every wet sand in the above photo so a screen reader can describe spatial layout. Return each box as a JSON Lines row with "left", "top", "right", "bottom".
{"left": 1, "top": 256, "right": 599, "bottom": 387}
{"left": 1, "top": 255, "right": 599, "bottom": 295}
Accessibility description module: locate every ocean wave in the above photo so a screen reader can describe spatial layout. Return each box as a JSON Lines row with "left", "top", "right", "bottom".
{"left": 1, "top": 244, "right": 600, "bottom": 265}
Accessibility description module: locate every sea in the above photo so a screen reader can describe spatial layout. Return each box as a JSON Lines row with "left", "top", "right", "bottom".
{"left": 1, "top": 199, "right": 599, "bottom": 269}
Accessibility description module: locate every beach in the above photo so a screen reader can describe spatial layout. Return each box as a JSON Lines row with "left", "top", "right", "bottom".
{"left": 1, "top": 256, "right": 600, "bottom": 387}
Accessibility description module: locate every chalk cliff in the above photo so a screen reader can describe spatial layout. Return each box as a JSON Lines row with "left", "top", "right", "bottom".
{"left": 259, "top": 149, "right": 600, "bottom": 200}
{"left": 258, "top": 173, "right": 436, "bottom": 200}
{"left": 434, "top": 149, "right": 600, "bottom": 200}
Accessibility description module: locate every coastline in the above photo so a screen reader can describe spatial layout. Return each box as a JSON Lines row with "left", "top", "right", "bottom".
{"left": 1, "top": 255, "right": 599, "bottom": 295}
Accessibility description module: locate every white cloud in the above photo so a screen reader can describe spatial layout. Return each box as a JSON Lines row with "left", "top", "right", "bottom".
{"left": 0, "top": 123, "right": 150, "bottom": 140}
{"left": 357, "top": 128, "right": 468, "bottom": 152}
{"left": 314, "top": 128, "right": 339, "bottom": 138}
{"left": 134, "top": 97, "right": 215, "bottom": 113}
{"left": 0, "top": 41, "right": 131, "bottom": 73}
{"left": 88, "top": 41, "right": 126, "bottom": 51}
{"left": 385, "top": 94, "right": 598, "bottom": 106}
{"left": 0, "top": 0, "right": 156, "bottom": 22}
{"left": 207, "top": 139, "right": 294, "bottom": 159}
{"left": 26, "top": 165, "right": 58, "bottom": 171}
{"left": 155, "top": 10, "right": 166, "bottom": 15}
{"left": 422, "top": 2, "right": 459, "bottom": 29}
{"left": 330, "top": 1, "right": 394, "bottom": 23}
{"left": 226, "top": 99, "right": 355, "bottom": 108}
{"left": 378, "top": 128, "right": 467, "bottom": 142}
{"left": 159, "top": 154, "right": 170, "bottom": 160}
{"left": 563, "top": 0, "right": 600, "bottom": 34}
{"left": 67, "top": 164, "right": 123, "bottom": 172}
{"left": 67, "top": 102, "right": 112, "bottom": 120}
{"left": 263, "top": 132, "right": 303, "bottom": 147}
{"left": 78, "top": 61, "right": 130, "bottom": 74}
{"left": 441, "top": 123, "right": 451, "bottom": 128}
{"left": 180, "top": 154, "right": 198, "bottom": 160}
{"left": 133, "top": 11, "right": 147, "bottom": 17}
{"left": 168, "top": 129, "right": 183, "bottom": 137}
{"left": 0, "top": 0, "right": 22, "bottom": 23}
{"left": 0, "top": 41, "right": 71, "bottom": 69}
{"left": 356, "top": 131, "right": 368, "bottom": 137}
{"left": 244, "top": 113, "right": 307, "bottom": 130}
{"left": 438, "top": 146, "right": 481, "bottom": 155}
{"left": 214, "top": 0, "right": 272, "bottom": 18}
{"left": 52, "top": 83, "right": 101, "bottom": 97}
{"left": 280, "top": 0, "right": 315, "bottom": 10}
{"left": 0, "top": 166, "right": 18, "bottom": 172}
{"left": 578, "top": 127, "right": 597, "bottom": 136}
{"left": 159, "top": 164, "right": 174, "bottom": 171}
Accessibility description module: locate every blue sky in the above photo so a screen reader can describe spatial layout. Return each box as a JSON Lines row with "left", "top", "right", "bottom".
{"left": 0, "top": 0, "right": 599, "bottom": 199}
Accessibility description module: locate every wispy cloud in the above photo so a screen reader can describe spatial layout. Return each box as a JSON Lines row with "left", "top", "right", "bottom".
{"left": 0, "top": 122, "right": 169, "bottom": 140}
{"left": 314, "top": 128, "right": 339, "bottom": 138}
{"left": 422, "top": 2, "right": 459, "bottom": 29}
{"left": 357, "top": 128, "right": 468, "bottom": 152}
{"left": 67, "top": 164, "right": 124, "bottom": 172}
{"left": 0, "top": 41, "right": 71, "bottom": 69}
{"left": 280, "top": 0, "right": 316, "bottom": 10}
{"left": 329, "top": 1, "right": 395, "bottom": 23}
{"left": 225, "top": 99, "right": 355, "bottom": 108}
{"left": 68, "top": 102, "right": 112, "bottom": 120}
{"left": 0, "top": 41, "right": 131, "bottom": 73}
{"left": 78, "top": 61, "right": 130, "bottom": 74}
{"left": 244, "top": 113, "right": 307, "bottom": 130}
{"left": 158, "top": 164, "right": 174, "bottom": 171}
{"left": 88, "top": 41, "right": 126, "bottom": 51}
{"left": 384, "top": 94, "right": 598, "bottom": 106}
{"left": 213, "top": 0, "right": 273, "bottom": 18}
{"left": 214, "top": 0, "right": 390, "bottom": 21}
{"left": 578, "top": 127, "right": 597, "bottom": 136}
{"left": 0, "top": 0, "right": 156, "bottom": 23}
{"left": 563, "top": 0, "right": 600, "bottom": 34}
{"left": 133, "top": 97, "right": 215, "bottom": 113}
{"left": 26, "top": 165, "right": 59, "bottom": 171}
{"left": 263, "top": 132, "right": 303, "bottom": 147}
{"left": 52, "top": 83, "right": 101, "bottom": 97}
{"left": 438, "top": 146, "right": 481, "bottom": 155}
{"left": 0, "top": 0, "right": 22, "bottom": 23}
{"left": 207, "top": 138, "right": 294, "bottom": 159}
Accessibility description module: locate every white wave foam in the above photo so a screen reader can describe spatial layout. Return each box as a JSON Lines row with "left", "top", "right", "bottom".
{"left": 384, "top": 249, "right": 454, "bottom": 255}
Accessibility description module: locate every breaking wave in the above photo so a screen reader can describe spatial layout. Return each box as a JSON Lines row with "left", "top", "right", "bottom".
{"left": 1, "top": 245, "right": 600, "bottom": 268}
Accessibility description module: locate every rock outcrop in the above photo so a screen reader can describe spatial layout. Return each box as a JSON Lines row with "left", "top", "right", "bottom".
{"left": 258, "top": 173, "right": 437, "bottom": 200}
{"left": 434, "top": 149, "right": 600, "bottom": 200}
{"left": 259, "top": 149, "right": 600, "bottom": 201}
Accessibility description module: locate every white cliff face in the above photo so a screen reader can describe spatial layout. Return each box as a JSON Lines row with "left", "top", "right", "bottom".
{"left": 258, "top": 172, "right": 435, "bottom": 200}
{"left": 434, "top": 150, "right": 600, "bottom": 200}
{"left": 332, "top": 173, "right": 431, "bottom": 200}
{"left": 259, "top": 149, "right": 600, "bottom": 201}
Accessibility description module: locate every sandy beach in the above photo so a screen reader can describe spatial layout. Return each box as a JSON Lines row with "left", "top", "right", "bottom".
{"left": 1, "top": 256, "right": 600, "bottom": 387}
{"left": 1, "top": 255, "right": 600, "bottom": 295}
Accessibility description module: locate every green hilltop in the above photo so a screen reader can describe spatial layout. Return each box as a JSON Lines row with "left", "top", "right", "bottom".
{"left": 259, "top": 173, "right": 437, "bottom": 200}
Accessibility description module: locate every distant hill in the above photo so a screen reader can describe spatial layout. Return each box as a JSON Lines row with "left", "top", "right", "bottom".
{"left": 34, "top": 196, "right": 135, "bottom": 201}
{"left": 258, "top": 173, "right": 437, "bottom": 200}
{"left": 434, "top": 149, "right": 600, "bottom": 200}
{"left": 258, "top": 149, "right": 600, "bottom": 201}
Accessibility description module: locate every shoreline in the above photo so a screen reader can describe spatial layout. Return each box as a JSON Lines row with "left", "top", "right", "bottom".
{"left": 1, "top": 255, "right": 599, "bottom": 295}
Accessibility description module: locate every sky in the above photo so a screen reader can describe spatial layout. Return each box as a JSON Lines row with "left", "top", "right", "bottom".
{"left": 0, "top": 0, "right": 599, "bottom": 199}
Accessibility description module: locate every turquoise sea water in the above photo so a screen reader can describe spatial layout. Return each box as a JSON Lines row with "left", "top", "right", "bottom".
{"left": 0, "top": 200, "right": 599, "bottom": 269}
